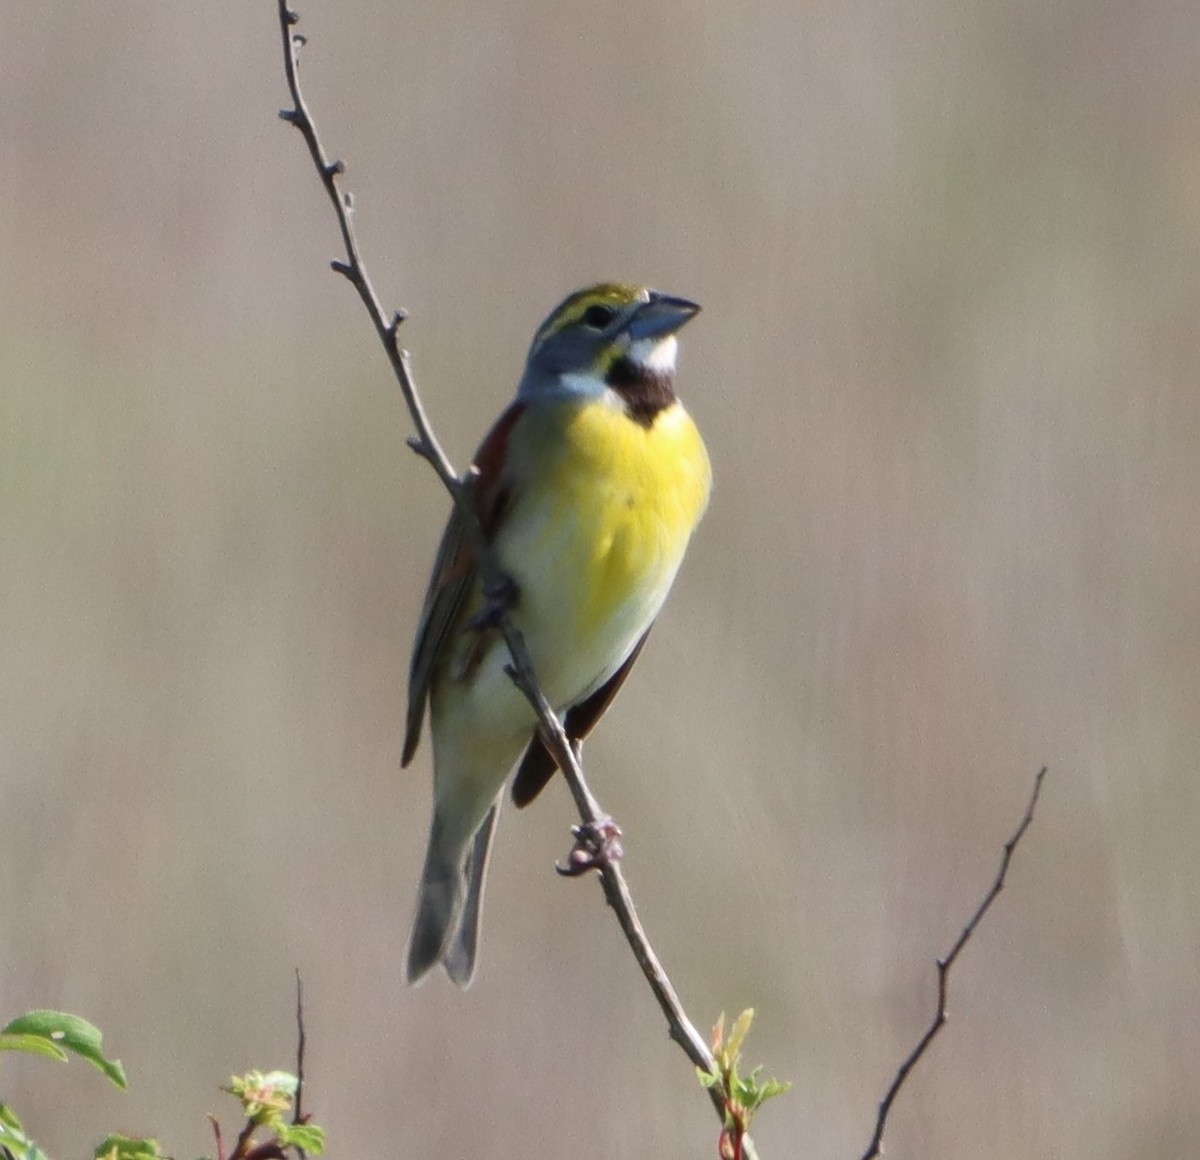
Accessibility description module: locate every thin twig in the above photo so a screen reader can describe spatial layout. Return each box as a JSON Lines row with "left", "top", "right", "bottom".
{"left": 503, "top": 664, "right": 720, "bottom": 1088}
{"left": 208, "top": 1114, "right": 226, "bottom": 1160}
{"left": 860, "top": 766, "right": 1048, "bottom": 1160}
{"left": 292, "top": 968, "right": 308, "bottom": 1152}
{"left": 274, "top": 5, "right": 457, "bottom": 498}
{"left": 274, "top": 0, "right": 723, "bottom": 1120}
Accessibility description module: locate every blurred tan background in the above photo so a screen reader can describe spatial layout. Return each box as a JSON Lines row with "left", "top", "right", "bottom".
{"left": 3, "top": 0, "right": 1199, "bottom": 1156}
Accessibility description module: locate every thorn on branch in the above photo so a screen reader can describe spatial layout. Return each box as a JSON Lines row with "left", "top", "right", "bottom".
{"left": 292, "top": 32, "right": 307, "bottom": 47}
{"left": 392, "top": 307, "right": 409, "bottom": 326}
{"left": 324, "top": 159, "right": 345, "bottom": 178}
{"left": 278, "top": 108, "right": 299, "bottom": 124}
{"left": 330, "top": 259, "right": 353, "bottom": 278}
{"left": 500, "top": 660, "right": 543, "bottom": 712}
{"left": 405, "top": 436, "right": 441, "bottom": 468}
{"left": 283, "top": 7, "right": 299, "bottom": 25}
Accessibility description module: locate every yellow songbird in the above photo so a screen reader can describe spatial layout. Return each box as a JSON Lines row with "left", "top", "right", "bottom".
{"left": 403, "top": 283, "right": 711, "bottom": 985}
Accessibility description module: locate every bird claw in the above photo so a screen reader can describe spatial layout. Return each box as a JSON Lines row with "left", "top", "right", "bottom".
{"left": 556, "top": 817, "right": 624, "bottom": 876}
{"left": 467, "top": 573, "right": 519, "bottom": 631}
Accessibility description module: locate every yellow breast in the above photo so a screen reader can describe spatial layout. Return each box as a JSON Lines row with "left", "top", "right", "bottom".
{"left": 499, "top": 397, "right": 710, "bottom": 704}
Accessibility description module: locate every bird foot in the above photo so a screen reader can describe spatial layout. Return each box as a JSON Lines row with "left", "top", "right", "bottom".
{"left": 556, "top": 817, "right": 624, "bottom": 876}
{"left": 467, "top": 573, "right": 519, "bottom": 631}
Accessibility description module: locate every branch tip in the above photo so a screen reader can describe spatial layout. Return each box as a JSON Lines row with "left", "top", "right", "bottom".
{"left": 858, "top": 766, "right": 1047, "bottom": 1160}
{"left": 293, "top": 969, "right": 307, "bottom": 1130}
{"left": 209, "top": 1113, "right": 225, "bottom": 1160}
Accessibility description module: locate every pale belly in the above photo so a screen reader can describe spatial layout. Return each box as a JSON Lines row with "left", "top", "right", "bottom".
{"left": 501, "top": 484, "right": 683, "bottom": 707}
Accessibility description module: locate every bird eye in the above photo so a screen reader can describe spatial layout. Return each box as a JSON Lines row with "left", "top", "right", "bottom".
{"left": 581, "top": 303, "right": 617, "bottom": 329}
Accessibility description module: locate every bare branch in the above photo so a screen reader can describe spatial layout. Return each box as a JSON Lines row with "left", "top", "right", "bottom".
{"left": 505, "top": 661, "right": 726, "bottom": 1118}
{"left": 274, "top": 0, "right": 723, "bottom": 1123}
{"left": 274, "top": 4, "right": 458, "bottom": 498}
{"left": 292, "top": 969, "right": 307, "bottom": 1141}
{"left": 208, "top": 1113, "right": 226, "bottom": 1160}
{"left": 860, "top": 766, "right": 1048, "bottom": 1160}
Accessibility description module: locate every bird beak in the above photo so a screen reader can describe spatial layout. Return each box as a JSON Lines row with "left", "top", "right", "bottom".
{"left": 627, "top": 293, "right": 701, "bottom": 342}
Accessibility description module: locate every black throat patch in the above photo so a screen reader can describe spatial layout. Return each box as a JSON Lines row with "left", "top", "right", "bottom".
{"left": 606, "top": 356, "right": 677, "bottom": 428}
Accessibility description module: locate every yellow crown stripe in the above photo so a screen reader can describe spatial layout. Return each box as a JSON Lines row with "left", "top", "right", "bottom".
{"left": 537, "top": 283, "right": 649, "bottom": 341}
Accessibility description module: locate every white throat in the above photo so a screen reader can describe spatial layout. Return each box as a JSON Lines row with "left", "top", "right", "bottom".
{"left": 630, "top": 334, "right": 679, "bottom": 373}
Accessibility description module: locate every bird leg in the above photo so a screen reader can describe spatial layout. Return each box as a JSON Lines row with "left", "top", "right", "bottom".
{"left": 467, "top": 572, "right": 520, "bottom": 631}
{"left": 556, "top": 816, "right": 625, "bottom": 876}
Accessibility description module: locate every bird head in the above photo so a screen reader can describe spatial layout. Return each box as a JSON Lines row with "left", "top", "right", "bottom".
{"left": 517, "top": 284, "right": 700, "bottom": 421}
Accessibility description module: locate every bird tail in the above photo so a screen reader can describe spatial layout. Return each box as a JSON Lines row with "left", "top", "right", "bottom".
{"left": 406, "top": 801, "right": 499, "bottom": 987}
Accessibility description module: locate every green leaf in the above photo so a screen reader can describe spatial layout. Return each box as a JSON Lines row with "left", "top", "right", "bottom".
{"left": 279, "top": 1123, "right": 326, "bottom": 1154}
{"left": 726, "top": 1009, "right": 754, "bottom": 1061}
{"left": 697, "top": 1005, "right": 792, "bottom": 1146}
{"left": 759, "top": 1078, "right": 792, "bottom": 1101}
{"left": 0, "top": 1035, "right": 68, "bottom": 1063}
{"left": 0, "top": 1102, "right": 49, "bottom": 1160}
{"left": 92, "top": 1134, "right": 162, "bottom": 1160}
{"left": 93, "top": 1135, "right": 163, "bottom": 1160}
{"left": 0, "top": 1013, "right": 126, "bottom": 1090}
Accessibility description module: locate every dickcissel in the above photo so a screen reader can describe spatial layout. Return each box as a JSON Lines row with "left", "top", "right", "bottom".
{"left": 403, "top": 283, "right": 711, "bottom": 986}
